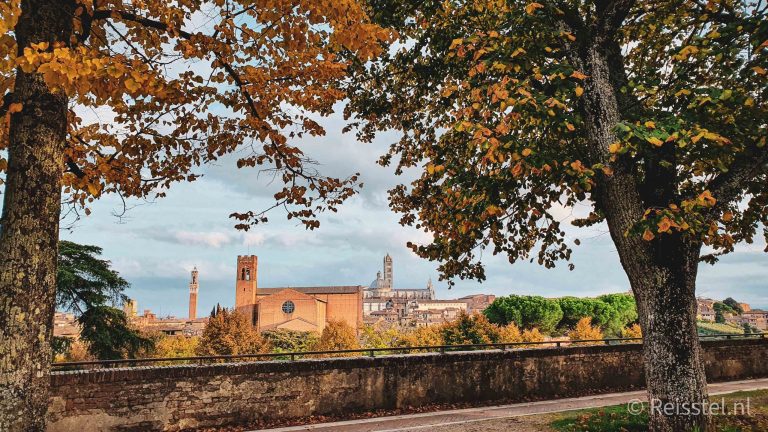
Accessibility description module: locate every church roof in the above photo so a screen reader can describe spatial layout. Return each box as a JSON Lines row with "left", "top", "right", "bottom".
{"left": 259, "top": 286, "right": 363, "bottom": 295}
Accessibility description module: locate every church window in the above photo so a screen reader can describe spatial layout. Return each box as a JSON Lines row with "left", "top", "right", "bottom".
{"left": 282, "top": 301, "right": 295, "bottom": 314}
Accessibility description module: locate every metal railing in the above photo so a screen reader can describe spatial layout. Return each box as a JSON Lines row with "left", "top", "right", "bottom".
{"left": 51, "top": 332, "right": 766, "bottom": 371}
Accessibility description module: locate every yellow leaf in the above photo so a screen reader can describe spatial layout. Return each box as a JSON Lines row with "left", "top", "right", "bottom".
{"left": 86, "top": 183, "right": 100, "bottom": 196}
{"left": 722, "top": 211, "right": 733, "bottom": 222}
{"left": 570, "top": 71, "right": 588, "bottom": 80}
{"left": 644, "top": 121, "right": 655, "bottom": 129}
{"left": 608, "top": 142, "right": 621, "bottom": 153}
{"left": 522, "top": 148, "right": 532, "bottom": 157}
{"left": 566, "top": 123, "right": 575, "bottom": 131}
{"left": 647, "top": 137, "right": 664, "bottom": 147}
{"left": 124, "top": 78, "right": 140, "bottom": 92}
{"left": 574, "top": 86, "right": 583, "bottom": 97}
{"left": 752, "top": 66, "right": 766, "bottom": 75}
{"left": 525, "top": 2, "right": 544, "bottom": 15}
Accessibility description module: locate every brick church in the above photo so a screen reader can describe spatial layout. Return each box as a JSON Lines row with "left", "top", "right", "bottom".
{"left": 234, "top": 255, "right": 363, "bottom": 332}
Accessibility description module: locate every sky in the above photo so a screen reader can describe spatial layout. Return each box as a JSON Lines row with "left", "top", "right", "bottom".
{"left": 19, "top": 103, "right": 757, "bottom": 318}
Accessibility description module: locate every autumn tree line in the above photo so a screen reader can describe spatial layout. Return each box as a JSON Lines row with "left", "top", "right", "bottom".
{"left": 56, "top": 300, "right": 642, "bottom": 363}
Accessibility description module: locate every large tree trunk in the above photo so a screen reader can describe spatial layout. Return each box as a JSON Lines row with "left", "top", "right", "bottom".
{"left": 0, "top": 1, "right": 73, "bottom": 430}
{"left": 630, "top": 236, "right": 709, "bottom": 432}
{"left": 576, "top": 38, "right": 711, "bottom": 431}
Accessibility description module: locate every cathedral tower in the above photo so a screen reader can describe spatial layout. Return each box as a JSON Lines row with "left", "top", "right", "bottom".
{"left": 235, "top": 255, "right": 258, "bottom": 322}
{"left": 383, "top": 253, "right": 393, "bottom": 288}
{"left": 188, "top": 267, "right": 199, "bottom": 320}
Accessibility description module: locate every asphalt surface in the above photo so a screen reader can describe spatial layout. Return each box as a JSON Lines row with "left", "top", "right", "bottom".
{"left": 257, "top": 378, "right": 768, "bottom": 432}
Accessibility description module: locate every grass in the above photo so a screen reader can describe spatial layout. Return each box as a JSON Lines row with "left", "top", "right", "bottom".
{"left": 550, "top": 389, "right": 768, "bottom": 432}
{"left": 697, "top": 321, "right": 745, "bottom": 336}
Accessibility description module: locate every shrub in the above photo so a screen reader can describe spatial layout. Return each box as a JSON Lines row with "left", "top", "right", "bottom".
{"left": 568, "top": 317, "right": 604, "bottom": 344}
{"left": 311, "top": 319, "right": 360, "bottom": 356}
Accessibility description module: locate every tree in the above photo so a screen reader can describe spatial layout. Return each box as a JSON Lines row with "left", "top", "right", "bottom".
{"left": 196, "top": 308, "right": 268, "bottom": 357}
{"left": 262, "top": 329, "right": 319, "bottom": 353}
{"left": 622, "top": 323, "right": 643, "bottom": 340}
{"left": 715, "top": 310, "right": 726, "bottom": 324}
{"left": 56, "top": 240, "right": 151, "bottom": 360}
{"left": 723, "top": 297, "right": 744, "bottom": 314}
{"left": 398, "top": 324, "right": 445, "bottom": 348}
{"left": 442, "top": 311, "right": 501, "bottom": 345}
{"left": 311, "top": 319, "right": 360, "bottom": 356}
{"left": 0, "top": 1, "right": 390, "bottom": 428}
{"left": 150, "top": 334, "right": 200, "bottom": 359}
{"left": 483, "top": 295, "right": 563, "bottom": 332}
{"left": 346, "top": 1, "right": 766, "bottom": 429}
{"left": 359, "top": 324, "right": 404, "bottom": 349}
{"left": 568, "top": 317, "right": 604, "bottom": 345}
{"left": 597, "top": 293, "right": 639, "bottom": 330}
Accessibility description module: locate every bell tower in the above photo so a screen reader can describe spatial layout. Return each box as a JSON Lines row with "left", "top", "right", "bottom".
{"left": 383, "top": 253, "right": 393, "bottom": 288}
{"left": 235, "top": 255, "right": 258, "bottom": 322}
{"left": 188, "top": 267, "right": 199, "bottom": 320}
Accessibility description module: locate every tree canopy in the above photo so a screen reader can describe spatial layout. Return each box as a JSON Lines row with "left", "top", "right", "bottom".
{"left": 346, "top": 0, "right": 767, "bottom": 281}
{"left": 1, "top": 0, "right": 393, "bottom": 228}
{"left": 56, "top": 240, "right": 151, "bottom": 359}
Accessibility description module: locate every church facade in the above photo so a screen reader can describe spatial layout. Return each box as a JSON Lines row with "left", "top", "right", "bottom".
{"left": 234, "top": 255, "right": 363, "bottom": 332}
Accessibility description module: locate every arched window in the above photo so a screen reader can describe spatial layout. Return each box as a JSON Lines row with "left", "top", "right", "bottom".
{"left": 241, "top": 268, "right": 246, "bottom": 280}
{"left": 245, "top": 268, "right": 250, "bottom": 281}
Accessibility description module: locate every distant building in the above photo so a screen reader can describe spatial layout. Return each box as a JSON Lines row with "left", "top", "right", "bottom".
{"left": 364, "top": 254, "right": 435, "bottom": 300}
{"left": 122, "top": 298, "right": 137, "bottom": 318}
{"left": 459, "top": 294, "right": 496, "bottom": 313}
{"left": 234, "top": 255, "right": 363, "bottom": 332}
{"left": 188, "top": 267, "right": 199, "bottom": 320}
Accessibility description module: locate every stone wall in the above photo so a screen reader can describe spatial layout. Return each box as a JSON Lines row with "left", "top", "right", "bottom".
{"left": 47, "top": 338, "right": 768, "bottom": 431}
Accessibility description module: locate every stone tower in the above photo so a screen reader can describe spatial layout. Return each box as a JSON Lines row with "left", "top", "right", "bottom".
{"left": 235, "top": 255, "right": 258, "bottom": 323}
{"left": 123, "top": 298, "right": 137, "bottom": 318}
{"left": 188, "top": 267, "right": 199, "bottom": 320}
{"left": 383, "top": 253, "right": 393, "bottom": 288}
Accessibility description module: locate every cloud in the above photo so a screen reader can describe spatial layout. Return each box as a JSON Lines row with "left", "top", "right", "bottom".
{"left": 171, "top": 230, "right": 234, "bottom": 248}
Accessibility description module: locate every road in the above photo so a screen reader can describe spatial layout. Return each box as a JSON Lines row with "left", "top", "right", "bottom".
{"left": 258, "top": 378, "right": 768, "bottom": 432}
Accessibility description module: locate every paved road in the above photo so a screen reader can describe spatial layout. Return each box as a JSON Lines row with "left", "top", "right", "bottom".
{"left": 258, "top": 378, "right": 768, "bottom": 432}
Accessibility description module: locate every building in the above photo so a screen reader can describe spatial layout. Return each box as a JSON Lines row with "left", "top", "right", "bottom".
{"left": 234, "top": 255, "right": 363, "bottom": 332}
{"left": 364, "top": 254, "right": 435, "bottom": 300}
{"left": 189, "top": 267, "right": 199, "bottom": 320}
{"left": 122, "top": 298, "right": 137, "bottom": 318}
{"left": 458, "top": 294, "right": 496, "bottom": 313}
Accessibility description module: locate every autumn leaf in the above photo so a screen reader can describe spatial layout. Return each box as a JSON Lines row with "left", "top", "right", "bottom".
{"left": 574, "top": 86, "right": 584, "bottom": 97}
{"left": 647, "top": 137, "right": 664, "bottom": 147}
{"left": 657, "top": 217, "right": 674, "bottom": 233}
{"left": 525, "top": 3, "right": 544, "bottom": 15}
{"left": 570, "top": 71, "right": 588, "bottom": 80}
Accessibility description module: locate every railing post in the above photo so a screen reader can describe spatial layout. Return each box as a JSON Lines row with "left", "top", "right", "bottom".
{"left": 290, "top": 353, "right": 295, "bottom": 361}
{"left": 440, "top": 347, "right": 445, "bottom": 354}
{"left": 369, "top": 349, "right": 375, "bottom": 358}
{"left": 556, "top": 341, "right": 561, "bottom": 348}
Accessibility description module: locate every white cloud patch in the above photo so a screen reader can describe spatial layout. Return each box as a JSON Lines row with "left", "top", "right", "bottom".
{"left": 172, "top": 230, "right": 234, "bottom": 248}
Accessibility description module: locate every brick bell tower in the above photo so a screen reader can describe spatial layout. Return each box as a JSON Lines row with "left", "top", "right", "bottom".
{"left": 188, "top": 267, "right": 199, "bottom": 320}
{"left": 235, "top": 255, "right": 258, "bottom": 324}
